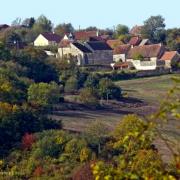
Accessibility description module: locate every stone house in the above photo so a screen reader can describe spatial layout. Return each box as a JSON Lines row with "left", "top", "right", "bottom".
{"left": 160, "top": 51, "right": 180, "bottom": 69}
{"left": 58, "top": 41, "right": 113, "bottom": 66}
{"left": 126, "top": 44, "right": 165, "bottom": 70}
{"left": 113, "top": 44, "right": 131, "bottom": 62}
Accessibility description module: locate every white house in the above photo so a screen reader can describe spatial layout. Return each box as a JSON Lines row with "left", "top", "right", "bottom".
{"left": 34, "top": 32, "right": 62, "bottom": 46}
{"left": 126, "top": 44, "right": 165, "bottom": 70}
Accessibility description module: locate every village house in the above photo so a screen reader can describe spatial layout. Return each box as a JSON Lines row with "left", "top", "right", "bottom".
{"left": 126, "top": 44, "right": 165, "bottom": 70}
{"left": 73, "top": 30, "right": 99, "bottom": 41}
{"left": 160, "top": 51, "right": 180, "bottom": 69}
{"left": 34, "top": 32, "right": 62, "bottom": 46}
{"left": 128, "top": 36, "right": 142, "bottom": 48}
{"left": 58, "top": 40, "right": 113, "bottom": 66}
{"left": 113, "top": 44, "right": 131, "bottom": 62}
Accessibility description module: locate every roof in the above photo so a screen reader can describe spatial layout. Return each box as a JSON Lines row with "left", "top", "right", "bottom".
{"left": 41, "top": 32, "right": 62, "bottom": 43}
{"left": 129, "top": 36, "right": 142, "bottom": 46}
{"left": 127, "top": 44, "right": 164, "bottom": 59}
{"left": 113, "top": 44, "right": 131, "bottom": 55}
{"left": 0, "top": 24, "right": 9, "bottom": 30}
{"left": 86, "top": 41, "right": 112, "bottom": 51}
{"left": 160, "top": 51, "right": 179, "bottom": 61}
{"left": 72, "top": 42, "right": 92, "bottom": 53}
{"left": 106, "top": 40, "right": 124, "bottom": 49}
{"left": 74, "top": 31, "right": 97, "bottom": 41}
{"left": 130, "top": 25, "right": 143, "bottom": 36}
{"left": 59, "top": 40, "right": 71, "bottom": 48}
{"left": 139, "top": 39, "right": 150, "bottom": 46}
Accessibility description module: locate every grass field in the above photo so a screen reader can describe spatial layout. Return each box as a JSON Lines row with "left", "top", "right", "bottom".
{"left": 50, "top": 73, "right": 180, "bottom": 162}
{"left": 51, "top": 74, "right": 179, "bottom": 130}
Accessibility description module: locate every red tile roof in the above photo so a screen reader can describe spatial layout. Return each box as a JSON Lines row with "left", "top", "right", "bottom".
{"left": 113, "top": 44, "right": 131, "bottom": 55}
{"left": 160, "top": 51, "right": 178, "bottom": 61}
{"left": 106, "top": 40, "right": 124, "bottom": 49}
{"left": 129, "top": 36, "right": 142, "bottom": 46}
{"left": 74, "top": 31, "right": 97, "bottom": 41}
{"left": 41, "top": 32, "right": 62, "bottom": 43}
{"left": 127, "top": 44, "right": 164, "bottom": 59}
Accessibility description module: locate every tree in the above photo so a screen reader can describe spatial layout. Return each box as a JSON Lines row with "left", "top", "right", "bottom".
{"left": 85, "top": 26, "right": 98, "bottom": 31}
{"left": 54, "top": 23, "right": 74, "bottom": 36}
{"left": 141, "top": 15, "right": 166, "bottom": 43}
{"left": 116, "top": 24, "right": 129, "bottom": 36}
{"left": 11, "top": 17, "right": 22, "bottom": 26}
{"left": 6, "top": 32, "right": 22, "bottom": 48}
{"left": 22, "top": 17, "right": 35, "bottom": 28}
{"left": 166, "top": 28, "right": 180, "bottom": 53}
{"left": 28, "top": 82, "right": 60, "bottom": 107}
{"left": 98, "top": 78, "right": 121, "bottom": 101}
{"left": 84, "top": 120, "right": 109, "bottom": 155}
{"left": 33, "top": 15, "right": 53, "bottom": 35}
{"left": 64, "top": 76, "right": 78, "bottom": 93}
{"left": 79, "top": 87, "right": 99, "bottom": 107}
{"left": 0, "top": 42, "right": 11, "bottom": 60}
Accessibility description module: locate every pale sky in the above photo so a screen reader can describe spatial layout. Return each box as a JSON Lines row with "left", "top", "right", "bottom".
{"left": 0, "top": 0, "right": 179, "bottom": 29}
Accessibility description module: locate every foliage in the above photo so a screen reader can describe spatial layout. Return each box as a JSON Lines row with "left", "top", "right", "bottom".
{"left": 98, "top": 78, "right": 121, "bottom": 100}
{"left": 79, "top": 87, "right": 99, "bottom": 107}
{"left": 132, "top": 53, "right": 144, "bottom": 60}
{"left": 28, "top": 82, "right": 60, "bottom": 107}
{"left": 32, "top": 15, "right": 53, "bottom": 35}
{"left": 64, "top": 76, "right": 79, "bottom": 93}
{"left": 54, "top": 23, "right": 74, "bottom": 36}
{"left": 166, "top": 28, "right": 180, "bottom": 53}
{"left": 141, "top": 15, "right": 166, "bottom": 43}
{"left": 116, "top": 24, "right": 129, "bottom": 37}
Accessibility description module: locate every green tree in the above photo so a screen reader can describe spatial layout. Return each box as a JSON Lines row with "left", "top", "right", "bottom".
{"left": 166, "top": 28, "right": 180, "bottom": 53}
{"left": 28, "top": 82, "right": 60, "bottom": 107}
{"left": 116, "top": 24, "right": 129, "bottom": 36}
{"left": 79, "top": 87, "right": 99, "bottom": 107}
{"left": 141, "top": 15, "right": 166, "bottom": 43}
{"left": 54, "top": 23, "right": 74, "bottom": 36}
{"left": 33, "top": 15, "right": 53, "bottom": 35}
{"left": 64, "top": 76, "right": 78, "bottom": 93}
{"left": 22, "top": 17, "right": 35, "bottom": 28}
{"left": 98, "top": 78, "right": 121, "bottom": 101}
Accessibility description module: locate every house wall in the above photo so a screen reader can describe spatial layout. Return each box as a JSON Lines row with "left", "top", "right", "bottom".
{"left": 113, "top": 54, "right": 126, "bottom": 62}
{"left": 34, "top": 34, "right": 49, "bottom": 46}
{"left": 127, "top": 58, "right": 157, "bottom": 70}
{"left": 90, "top": 50, "right": 113, "bottom": 65}
{"left": 58, "top": 44, "right": 94, "bottom": 65}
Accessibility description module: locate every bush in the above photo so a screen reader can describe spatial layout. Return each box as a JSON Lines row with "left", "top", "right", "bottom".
{"left": 28, "top": 82, "right": 60, "bottom": 107}
{"left": 64, "top": 76, "right": 78, "bottom": 93}
{"left": 98, "top": 78, "right": 122, "bottom": 100}
{"left": 79, "top": 87, "right": 99, "bottom": 107}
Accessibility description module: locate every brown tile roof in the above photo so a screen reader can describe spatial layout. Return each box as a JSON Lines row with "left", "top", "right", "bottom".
{"left": 160, "top": 51, "right": 178, "bottom": 61}
{"left": 74, "top": 31, "right": 97, "bottom": 41}
{"left": 59, "top": 39, "right": 71, "bottom": 48}
{"left": 106, "top": 40, "right": 124, "bottom": 49}
{"left": 42, "top": 32, "right": 62, "bottom": 43}
{"left": 127, "top": 44, "right": 164, "bottom": 59}
{"left": 113, "top": 44, "right": 131, "bottom": 55}
{"left": 0, "top": 24, "right": 9, "bottom": 30}
{"left": 129, "top": 36, "right": 142, "bottom": 46}
{"left": 130, "top": 25, "right": 143, "bottom": 36}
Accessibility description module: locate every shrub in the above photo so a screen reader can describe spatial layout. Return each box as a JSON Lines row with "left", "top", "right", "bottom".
{"left": 64, "top": 76, "right": 79, "bottom": 93}
{"left": 79, "top": 87, "right": 99, "bottom": 107}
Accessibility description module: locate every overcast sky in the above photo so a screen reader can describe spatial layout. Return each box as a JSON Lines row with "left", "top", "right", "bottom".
{"left": 0, "top": 0, "right": 179, "bottom": 29}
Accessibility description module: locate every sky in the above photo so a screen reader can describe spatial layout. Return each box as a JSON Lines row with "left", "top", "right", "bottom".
{"left": 0, "top": 0, "right": 180, "bottom": 30}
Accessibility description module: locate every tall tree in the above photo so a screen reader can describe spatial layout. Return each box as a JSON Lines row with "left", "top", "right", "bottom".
{"left": 33, "top": 15, "right": 53, "bottom": 35}
{"left": 116, "top": 24, "right": 129, "bottom": 36}
{"left": 141, "top": 15, "right": 166, "bottom": 43}
{"left": 166, "top": 28, "right": 180, "bottom": 53}
{"left": 22, "top": 17, "right": 35, "bottom": 28}
{"left": 54, "top": 23, "right": 74, "bottom": 36}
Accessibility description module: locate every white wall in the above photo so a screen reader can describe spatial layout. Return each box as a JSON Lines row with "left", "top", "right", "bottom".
{"left": 34, "top": 34, "right": 49, "bottom": 46}
{"left": 127, "top": 58, "right": 157, "bottom": 70}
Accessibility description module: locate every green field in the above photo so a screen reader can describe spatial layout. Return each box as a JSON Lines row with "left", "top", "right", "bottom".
{"left": 51, "top": 74, "right": 179, "bottom": 131}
